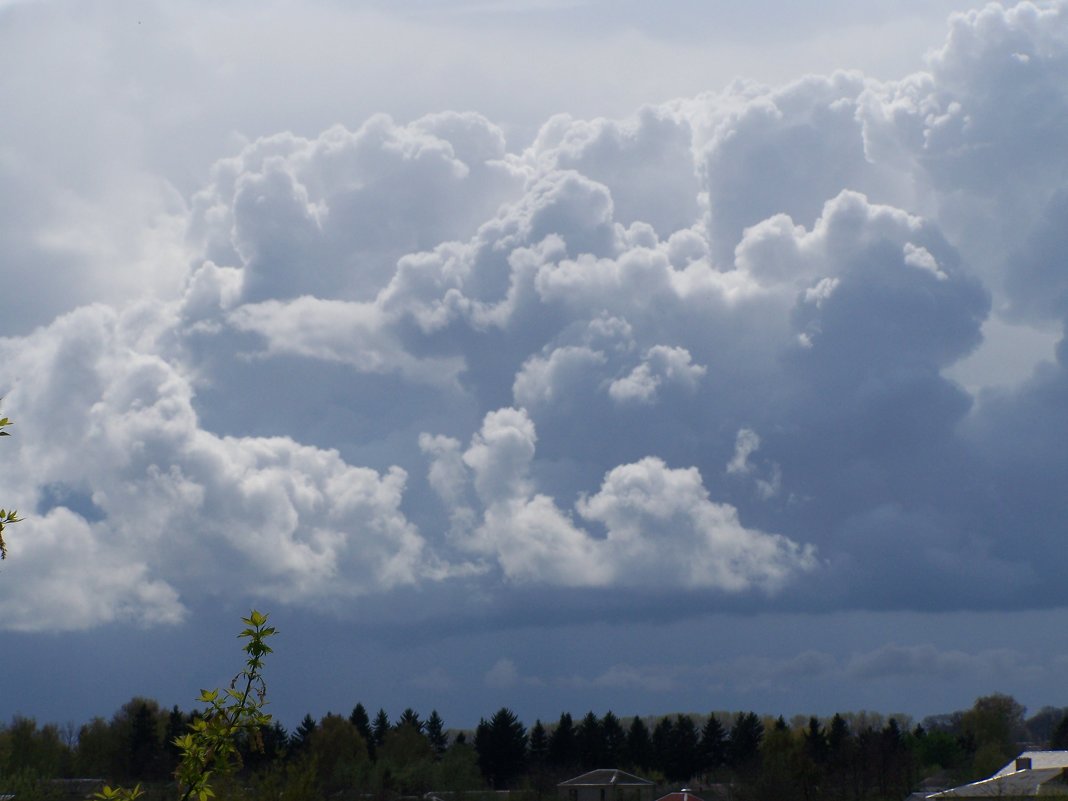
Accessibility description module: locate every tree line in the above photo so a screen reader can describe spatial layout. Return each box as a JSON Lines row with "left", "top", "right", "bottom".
{"left": 3, "top": 692, "right": 1067, "bottom": 801}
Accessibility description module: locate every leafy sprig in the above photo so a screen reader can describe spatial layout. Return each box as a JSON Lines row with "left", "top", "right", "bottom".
{"left": 94, "top": 610, "right": 277, "bottom": 801}
{"left": 0, "top": 414, "right": 20, "bottom": 559}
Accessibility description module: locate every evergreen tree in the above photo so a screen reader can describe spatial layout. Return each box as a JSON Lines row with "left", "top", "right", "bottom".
{"left": 548, "top": 712, "right": 578, "bottom": 771}
{"left": 373, "top": 708, "right": 392, "bottom": 750}
{"left": 602, "top": 712, "right": 625, "bottom": 767}
{"left": 527, "top": 720, "right": 553, "bottom": 800}
{"left": 257, "top": 720, "right": 289, "bottom": 766}
{"left": 576, "top": 711, "right": 604, "bottom": 769}
{"left": 163, "top": 705, "right": 187, "bottom": 776}
{"left": 651, "top": 717, "right": 674, "bottom": 777}
{"left": 529, "top": 720, "right": 549, "bottom": 765}
{"left": 827, "top": 713, "right": 851, "bottom": 760}
{"left": 350, "top": 703, "right": 374, "bottom": 760}
{"left": 475, "top": 708, "right": 528, "bottom": 789}
{"left": 699, "top": 714, "right": 727, "bottom": 775}
{"left": 668, "top": 714, "right": 699, "bottom": 783}
{"left": 291, "top": 714, "right": 318, "bottom": 753}
{"left": 625, "top": 716, "right": 652, "bottom": 773}
{"left": 804, "top": 716, "right": 829, "bottom": 765}
{"left": 397, "top": 708, "right": 424, "bottom": 733}
{"left": 124, "top": 698, "right": 163, "bottom": 781}
{"left": 727, "top": 712, "right": 763, "bottom": 772}
{"left": 426, "top": 710, "right": 448, "bottom": 758}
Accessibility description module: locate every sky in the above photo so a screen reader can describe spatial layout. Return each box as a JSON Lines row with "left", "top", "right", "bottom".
{"left": 3, "top": 0, "right": 1068, "bottom": 734}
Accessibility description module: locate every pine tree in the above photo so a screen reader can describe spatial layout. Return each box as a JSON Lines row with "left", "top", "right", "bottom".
{"left": 625, "top": 717, "right": 652, "bottom": 773}
{"left": 602, "top": 712, "right": 625, "bottom": 767}
{"left": 475, "top": 708, "right": 527, "bottom": 789}
{"left": 396, "top": 708, "right": 424, "bottom": 733}
{"left": 350, "top": 703, "right": 374, "bottom": 760}
{"left": 124, "top": 698, "right": 163, "bottom": 781}
{"left": 548, "top": 713, "right": 577, "bottom": 771}
{"left": 163, "top": 705, "right": 187, "bottom": 775}
{"left": 651, "top": 717, "right": 674, "bottom": 777}
{"left": 426, "top": 710, "right": 448, "bottom": 758}
{"left": 727, "top": 712, "right": 763, "bottom": 772}
{"left": 576, "top": 711, "right": 603, "bottom": 769}
{"left": 669, "top": 714, "right": 699, "bottom": 783}
{"left": 529, "top": 720, "right": 549, "bottom": 765}
{"left": 292, "top": 714, "right": 318, "bottom": 753}
{"left": 372, "top": 708, "right": 391, "bottom": 750}
{"left": 804, "top": 716, "right": 829, "bottom": 765}
{"left": 699, "top": 714, "right": 727, "bottom": 776}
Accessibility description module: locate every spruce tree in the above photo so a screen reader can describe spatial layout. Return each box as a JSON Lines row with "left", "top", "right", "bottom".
{"left": 529, "top": 720, "right": 549, "bottom": 765}
{"left": 292, "top": 714, "right": 318, "bottom": 753}
{"left": 576, "top": 711, "right": 603, "bottom": 769}
{"left": 372, "top": 708, "right": 391, "bottom": 750}
{"left": 426, "top": 710, "right": 448, "bottom": 758}
{"left": 350, "top": 703, "right": 374, "bottom": 760}
{"left": 625, "top": 716, "right": 652, "bottom": 773}
{"left": 548, "top": 713, "right": 577, "bottom": 771}
{"left": 475, "top": 708, "right": 527, "bottom": 789}
{"left": 699, "top": 714, "right": 727, "bottom": 775}
{"left": 602, "top": 712, "right": 625, "bottom": 767}
{"left": 670, "top": 714, "right": 699, "bottom": 783}
{"left": 727, "top": 712, "right": 763, "bottom": 772}
{"left": 396, "top": 708, "right": 424, "bottom": 733}
{"left": 651, "top": 717, "right": 674, "bottom": 777}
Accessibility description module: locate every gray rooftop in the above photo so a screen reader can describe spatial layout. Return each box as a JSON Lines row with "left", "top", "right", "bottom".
{"left": 927, "top": 751, "right": 1068, "bottom": 798}
{"left": 559, "top": 769, "right": 655, "bottom": 787}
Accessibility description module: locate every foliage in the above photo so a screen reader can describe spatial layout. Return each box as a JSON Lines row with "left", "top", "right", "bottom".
{"left": 6, "top": 687, "right": 1060, "bottom": 801}
{"left": 0, "top": 413, "right": 22, "bottom": 560}
{"left": 307, "top": 714, "right": 371, "bottom": 796}
{"left": 92, "top": 610, "right": 276, "bottom": 801}
{"left": 547, "top": 712, "right": 576, "bottom": 770}
{"left": 960, "top": 693, "right": 1026, "bottom": 780}
{"left": 474, "top": 708, "right": 527, "bottom": 789}
{"left": 425, "top": 710, "right": 448, "bottom": 758}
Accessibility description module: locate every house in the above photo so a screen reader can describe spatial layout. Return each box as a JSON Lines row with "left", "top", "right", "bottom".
{"left": 926, "top": 751, "right": 1068, "bottom": 797}
{"left": 558, "top": 769, "right": 656, "bottom": 801}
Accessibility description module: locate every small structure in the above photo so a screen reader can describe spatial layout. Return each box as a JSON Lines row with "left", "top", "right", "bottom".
{"left": 655, "top": 790, "right": 706, "bottom": 801}
{"left": 927, "top": 751, "right": 1068, "bottom": 798}
{"left": 559, "top": 769, "right": 656, "bottom": 801}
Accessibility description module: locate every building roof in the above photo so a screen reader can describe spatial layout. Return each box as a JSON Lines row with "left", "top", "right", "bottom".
{"left": 559, "top": 769, "right": 655, "bottom": 787}
{"left": 655, "top": 791, "right": 705, "bottom": 801}
{"left": 927, "top": 751, "right": 1068, "bottom": 798}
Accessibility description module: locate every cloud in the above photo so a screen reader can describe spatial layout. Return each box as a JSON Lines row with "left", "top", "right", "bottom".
{"left": 6, "top": 0, "right": 1068, "bottom": 638}
{"left": 0, "top": 304, "right": 446, "bottom": 629}
{"left": 845, "top": 643, "right": 1034, "bottom": 683}
{"left": 485, "top": 657, "right": 543, "bottom": 689}
{"left": 424, "top": 407, "right": 817, "bottom": 591}
{"left": 607, "top": 345, "right": 706, "bottom": 405}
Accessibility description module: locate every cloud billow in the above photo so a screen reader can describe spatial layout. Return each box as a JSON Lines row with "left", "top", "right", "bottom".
{"left": 4, "top": 0, "right": 1068, "bottom": 632}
